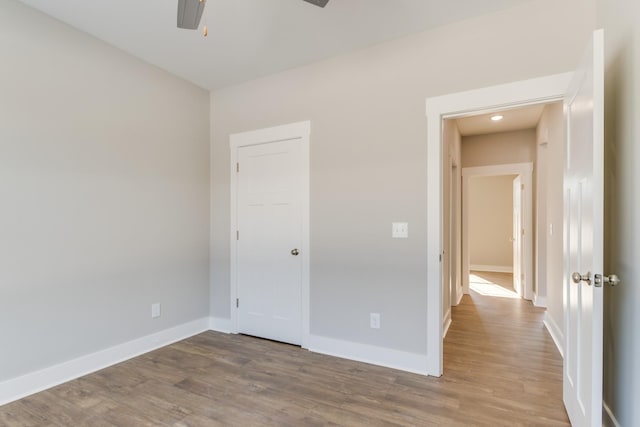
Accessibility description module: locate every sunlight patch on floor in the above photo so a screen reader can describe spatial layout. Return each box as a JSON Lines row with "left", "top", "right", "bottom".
{"left": 469, "top": 274, "right": 520, "bottom": 299}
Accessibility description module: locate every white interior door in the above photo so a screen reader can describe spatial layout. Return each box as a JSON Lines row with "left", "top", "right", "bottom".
{"left": 563, "top": 29, "right": 604, "bottom": 427}
{"left": 236, "top": 139, "right": 303, "bottom": 345}
{"left": 512, "top": 175, "right": 523, "bottom": 295}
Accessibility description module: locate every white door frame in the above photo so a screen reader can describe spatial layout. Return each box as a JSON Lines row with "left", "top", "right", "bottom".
{"left": 229, "top": 121, "right": 311, "bottom": 348}
{"left": 461, "top": 163, "right": 534, "bottom": 299}
{"left": 425, "top": 73, "right": 572, "bottom": 376}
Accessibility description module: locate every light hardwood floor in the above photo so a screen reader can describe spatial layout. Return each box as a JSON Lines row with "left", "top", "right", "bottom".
{"left": 1, "top": 272, "right": 568, "bottom": 426}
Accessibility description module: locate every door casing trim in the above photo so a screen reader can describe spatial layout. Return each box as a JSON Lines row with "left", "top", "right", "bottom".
{"left": 229, "top": 120, "right": 311, "bottom": 348}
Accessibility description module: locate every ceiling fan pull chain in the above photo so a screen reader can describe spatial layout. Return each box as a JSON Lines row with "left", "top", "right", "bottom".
{"left": 201, "top": 0, "right": 207, "bottom": 37}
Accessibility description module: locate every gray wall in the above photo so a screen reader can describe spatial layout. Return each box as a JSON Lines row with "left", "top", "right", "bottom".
{"left": 0, "top": 0, "right": 210, "bottom": 382}
{"left": 536, "top": 103, "right": 564, "bottom": 337}
{"left": 210, "top": 0, "right": 596, "bottom": 354}
{"left": 598, "top": 0, "right": 640, "bottom": 424}
{"left": 535, "top": 117, "right": 548, "bottom": 303}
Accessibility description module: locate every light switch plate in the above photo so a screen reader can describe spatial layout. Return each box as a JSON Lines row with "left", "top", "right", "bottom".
{"left": 392, "top": 222, "right": 409, "bottom": 238}
{"left": 370, "top": 313, "right": 381, "bottom": 329}
{"left": 151, "top": 303, "right": 161, "bottom": 318}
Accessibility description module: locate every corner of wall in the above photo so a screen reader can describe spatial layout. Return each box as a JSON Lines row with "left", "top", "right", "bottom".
{"left": 603, "top": 401, "right": 622, "bottom": 427}
{"left": 0, "top": 318, "right": 210, "bottom": 407}
{"left": 306, "top": 335, "right": 430, "bottom": 377}
{"left": 443, "top": 308, "right": 452, "bottom": 338}
{"left": 543, "top": 311, "right": 564, "bottom": 358}
{"left": 209, "top": 316, "right": 233, "bottom": 334}
{"left": 533, "top": 293, "right": 547, "bottom": 308}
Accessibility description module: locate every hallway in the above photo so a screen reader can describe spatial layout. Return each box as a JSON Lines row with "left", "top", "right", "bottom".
{"left": 444, "top": 271, "right": 569, "bottom": 425}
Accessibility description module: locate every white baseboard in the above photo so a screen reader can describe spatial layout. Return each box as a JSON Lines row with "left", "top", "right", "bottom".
{"left": 533, "top": 294, "right": 547, "bottom": 308}
{"left": 603, "top": 401, "right": 621, "bottom": 427}
{"left": 2, "top": 317, "right": 435, "bottom": 406}
{"left": 306, "top": 334, "right": 430, "bottom": 377}
{"left": 209, "top": 316, "right": 233, "bottom": 333}
{"left": 543, "top": 311, "right": 564, "bottom": 358}
{"left": 456, "top": 288, "right": 464, "bottom": 305}
{"left": 470, "top": 264, "right": 513, "bottom": 273}
{"left": 443, "top": 308, "right": 452, "bottom": 338}
{"left": 0, "top": 317, "right": 210, "bottom": 406}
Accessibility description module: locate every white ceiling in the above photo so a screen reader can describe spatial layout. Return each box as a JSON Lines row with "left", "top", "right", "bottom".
{"left": 18, "top": 0, "right": 531, "bottom": 90}
{"left": 455, "top": 104, "right": 550, "bottom": 136}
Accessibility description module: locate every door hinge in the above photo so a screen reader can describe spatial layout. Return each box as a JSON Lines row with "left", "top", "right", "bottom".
{"left": 236, "top": 298, "right": 239, "bottom": 308}
{"left": 236, "top": 230, "right": 239, "bottom": 240}
{"left": 236, "top": 162, "right": 239, "bottom": 173}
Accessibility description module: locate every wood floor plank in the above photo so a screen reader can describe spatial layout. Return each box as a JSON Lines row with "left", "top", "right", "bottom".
{"left": 0, "top": 271, "right": 568, "bottom": 426}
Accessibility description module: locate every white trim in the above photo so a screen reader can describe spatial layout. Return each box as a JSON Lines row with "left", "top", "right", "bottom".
{"left": 443, "top": 308, "right": 452, "bottom": 338}
{"left": 307, "top": 335, "right": 429, "bottom": 376}
{"left": 209, "top": 316, "right": 233, "bottom": 333}
{"left": 229, "top": 121, "right": 311, "bottom": 349}
{"left": 426, "top": 72, "right": 573, "bottom": 376}
{"left": 461, "top": 163, "right": 534, "bottom": 300}
{"left": 602, "top": 401, "right": 621, "bottom": 427}
{"left": 469, "top": 264, "right": 513, "bottom": 273}
{"left": 543, "top": 311, "right": 564, "bottom": 358}
{"left": 0, "top": 317, "right": 209, "bottom": 406}
{"left": 533, "top": 294, "right": 547, "bottom": 308}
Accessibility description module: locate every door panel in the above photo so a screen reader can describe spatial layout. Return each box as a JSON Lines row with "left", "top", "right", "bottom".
{"left": 237, "top": 139, "right": 303, "bottom": 345}
{"left": 563, "top": 29, "right": 604, "bottom": 427}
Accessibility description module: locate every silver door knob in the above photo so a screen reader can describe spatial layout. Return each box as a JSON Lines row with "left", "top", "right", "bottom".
{"left": 291, "top": 248, "right": 299, "bottom": 256}
{"left": 595, "top": 274, "right": 620, "bottom": 287}
{"left": 572, "top": 271, "right": 591, "bottom": 285}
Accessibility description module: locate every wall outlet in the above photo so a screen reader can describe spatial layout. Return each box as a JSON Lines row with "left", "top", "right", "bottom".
{"left": 151, "top": 303, "right": 161, "bottom": 319}
{"left": 370, "top": 313, "right": 381, "bottom": 329}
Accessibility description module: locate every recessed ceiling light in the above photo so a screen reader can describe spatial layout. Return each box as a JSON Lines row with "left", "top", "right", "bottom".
{"left": 491, "top": 115, "right": 504, "bottom": 122}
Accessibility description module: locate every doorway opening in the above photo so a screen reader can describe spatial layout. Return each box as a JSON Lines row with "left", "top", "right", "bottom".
{"left": 467, "top": 173, "right": 520, "bottom": 294}
{"left": 460, "top": 162, "right": 533, "bottom": 301}
{"left": 442, "top": 101, "right": 563, "bottom": 327}
{"left": 425, "top": 72, "right": 571, "bottom": 376}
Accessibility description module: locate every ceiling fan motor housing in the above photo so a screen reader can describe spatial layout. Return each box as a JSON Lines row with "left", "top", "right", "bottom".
{"left": 177, "top": 0, "right": 206, "bottom": 30}
{"left": 177, "top": 0, "right": 329, "bottom": 31}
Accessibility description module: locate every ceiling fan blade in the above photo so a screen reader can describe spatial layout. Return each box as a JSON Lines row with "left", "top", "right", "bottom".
{"left": 302, "top": 0, "right": 330, "bottom": 7}
{"left": 177, "top": 0, "right": 206, "bottom": 30}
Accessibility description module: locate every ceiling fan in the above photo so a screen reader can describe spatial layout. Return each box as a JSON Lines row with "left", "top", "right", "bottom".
{"left": 177, "top": 0, "right": 330, "bottom": 31}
